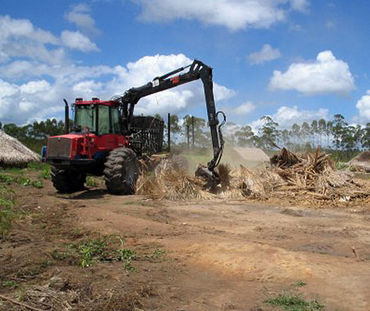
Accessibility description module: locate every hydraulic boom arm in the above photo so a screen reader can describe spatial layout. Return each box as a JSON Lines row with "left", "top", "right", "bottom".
{"left": 117, "top": 60, "right": 226, "bottom": 175}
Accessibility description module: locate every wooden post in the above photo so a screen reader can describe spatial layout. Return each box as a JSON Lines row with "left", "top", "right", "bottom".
{"left": 167, "top": 113, "right": 171, "bottom": 153}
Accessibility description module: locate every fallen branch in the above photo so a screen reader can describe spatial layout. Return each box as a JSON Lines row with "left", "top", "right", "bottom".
{"left": 0, "top": 294, "right": 44, "bottom": 311}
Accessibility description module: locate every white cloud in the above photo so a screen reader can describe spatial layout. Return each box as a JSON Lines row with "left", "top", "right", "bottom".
{"left": 232, "top": 102, "right": 256, "bottom": 115}
{"left": 326, "top": 21, "right": 335, "bottom": 29}
{"left": 65, "top": 4, "right": 100, "bottom": 35}
{"left": 0, "top": 15, "right": 64, "bottom": 64}
{"left": 109, "top": 54, "right": 235, "bottom": 116}
{"left": 289, "top": 0, "right": 309, "bottom": 12}
{"left": 250, "top": 105, "right": 329, "bottom": 130}
{"left": 356, "top": 90, "right": 370, "bottom": 122}
{"left": 133, "top": 0, "right": 309, "bottom": 31}
{"left": 248, "top": 44, "right": 281, "bottom": 65}
{"left": 0, "top": 15, "right": 99, "bottom": 66}
{"left": 269, "top": 50, "right": 355, "bottom": 95}
{"left": 61, "top": 31, "right": 99, "bottom": 52}
{"left": 0, "top": 54, "right": 234, "bottom": 124}
{"left": 20, "top": 80, "right": 51, "bottom": 94}
{"left": 0, "top": 15, "right": 58, "bottom": 44}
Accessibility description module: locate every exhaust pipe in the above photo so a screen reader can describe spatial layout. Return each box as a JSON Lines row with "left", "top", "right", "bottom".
{"left": 63, "top": 99, "right": 69, "bottom": 134}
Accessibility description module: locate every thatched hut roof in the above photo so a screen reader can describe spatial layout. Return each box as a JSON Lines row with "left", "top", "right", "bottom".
{"left": 349, "top": 151, "right": 370, "bottom": 172}
{"left": 0, "top": 130, "right": 40, "bottom": 167}
{"left": 233, "top": 147, "right": 270, "bottom": 162}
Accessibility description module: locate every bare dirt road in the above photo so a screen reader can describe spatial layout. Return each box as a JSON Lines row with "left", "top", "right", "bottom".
{"left": 73, "top": 190, "right": 370, "bottom": 311}
{"left": 1, "top": 172, "right": 369, "bottom": 311}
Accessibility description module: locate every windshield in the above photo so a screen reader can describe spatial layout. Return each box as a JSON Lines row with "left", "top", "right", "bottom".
{"left": 75, "top": 105, "right": 96, "bottom": 132}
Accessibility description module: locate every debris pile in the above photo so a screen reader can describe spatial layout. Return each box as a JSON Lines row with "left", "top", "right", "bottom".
{"left": 137, "top": 157, "right": 212, "bottom": 200}
{"left": 270, "top": 148, "right": 352, "bottom": 195}
{"left": 137, "top": 149, "right": 369, "bottom": 206}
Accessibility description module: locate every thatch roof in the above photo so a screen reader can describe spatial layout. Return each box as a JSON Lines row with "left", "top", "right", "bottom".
{"left": 349, "top": 151, "right": 370, "bottom": 172}
{"left": 0, "top": 130, "right": 40, "bottom": 167}
{"left": 233, "top": 147, "right": 270, "bottom": 162}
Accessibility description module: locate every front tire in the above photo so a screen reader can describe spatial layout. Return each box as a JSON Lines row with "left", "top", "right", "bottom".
{"left": 104, "top": 148, "right": 139, "bottom": 195}
{"left": 51, "top": 167, "right": 86, "bottom": 193}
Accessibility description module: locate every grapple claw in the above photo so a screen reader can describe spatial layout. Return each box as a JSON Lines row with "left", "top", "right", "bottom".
{"left": 195, "top": 164, "right": 220, "bottom": 190}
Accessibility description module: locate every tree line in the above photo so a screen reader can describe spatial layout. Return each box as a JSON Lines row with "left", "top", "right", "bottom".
{"left": 165, "top": 113, "right": 369, "bottom": 152}
{"left": 230, "top": 114, "right": 369, "bottom": 151}
{"left": 1, "top": 113, "right": 368, "bottom": 155}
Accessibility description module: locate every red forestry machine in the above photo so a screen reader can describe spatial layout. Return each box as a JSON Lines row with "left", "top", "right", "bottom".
{"left": 46, "top": 60, "right": 226, "bottom": 194}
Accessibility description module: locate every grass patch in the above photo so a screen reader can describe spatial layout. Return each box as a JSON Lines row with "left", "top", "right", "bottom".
{"left": 2, "top": 280, "right": 18, "bottom": 288}
{"left": 0, "top": 186, "right": 16, "bottom": 238}
{"left": 86, "top": 176, "right": 98, "bottom": 187}
{"left": 27, "top": 162, "right": 50, "bottom": 171}
{"left": 150, "top": 248, "right": 165, "bottom": 259}
{"left": 52, "top": 235, "right": 136, "bottom": 269}
{"left": 266, "top": 293, "right": 324, "bottom": 311}
{"left": 296, "top": 281, "right": 307, "bottom": 287}
{"left": 0, "top": 173, "right": 43, "bottom": 188}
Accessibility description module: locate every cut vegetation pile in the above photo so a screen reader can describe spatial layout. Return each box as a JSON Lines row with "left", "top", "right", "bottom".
{"left": 270, "top": 148, "right": 355, "bottom": 195}
{"left": 137, "top": 157, "right": 212, "bottom": 200}
{"left": 137, "top": 148, "right": 369, "bottom": 206}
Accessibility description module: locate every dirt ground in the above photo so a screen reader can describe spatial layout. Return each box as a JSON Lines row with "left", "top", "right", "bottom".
{"left": 1, "top": 174, "right": 370, "bottom": 311}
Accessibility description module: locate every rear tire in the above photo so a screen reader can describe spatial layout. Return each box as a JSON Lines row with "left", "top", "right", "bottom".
{"left": 51, "top": 167, "right": 86, "bottom": 193}
{"left": 104, "top": 148, "right": 139, "bottom": 195}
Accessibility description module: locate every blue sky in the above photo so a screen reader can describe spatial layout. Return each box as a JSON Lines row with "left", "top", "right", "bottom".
{"left": 0, "top": 0, "right": 369, "bottom": 130}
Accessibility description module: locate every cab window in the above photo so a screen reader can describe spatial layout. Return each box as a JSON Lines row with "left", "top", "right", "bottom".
{"left": 98, "top": 105, "right": 110, "bottom": 135}
{"left": 111, "top": 107, "right": 121, "bottom": 134}
{"left": 75, "top": 105, "right": 96, "bottom": 132}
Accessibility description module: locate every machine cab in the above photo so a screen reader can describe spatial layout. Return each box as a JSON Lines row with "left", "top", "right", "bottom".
{"left": 73, "top": 98, "right": 121, "bottom": 135}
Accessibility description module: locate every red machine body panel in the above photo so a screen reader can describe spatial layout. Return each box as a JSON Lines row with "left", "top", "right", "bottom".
{"left": 75, "top": 99, "right": 118, "bottom": 107}
{"left": 46, "top": 133, "right": 129, "bottom": 161}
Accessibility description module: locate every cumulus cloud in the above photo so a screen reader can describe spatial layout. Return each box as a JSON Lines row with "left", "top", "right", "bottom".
{"left": 289, "top": 0, "right": 309, "bottom": 12}
{"left": 248, "top": 44, "right": 281, "bottom": 65}
{"left": 65, "top": 4, "right": 100, "bottom": 35}
{"left": 0, "top": 15, "right": 63, "bottom": 64}
{"left": 109, "top": 54, "right": 235, "bottom": 116}
{"left": 0, "top": 15, "right": 99, "bottom": 65}
{"left": 269, "top": 50, "right": 355, "bottom": 95}
{"left": 250, "top": 105, "right": 329, "bottom": 130}
{"left": 61, "top": 30, "right": 99, "bottom": 52}
{"left": 133, "top": 0, "right": 309, "bottom": 31}
{"left": 356, "top": 90, "right": 370, "bottom": 122}
{"left": 0, "top": 53, "right": 234, "bottom": 124}
{"left": 232, "top": 102, "right": 256, "bottom": 115}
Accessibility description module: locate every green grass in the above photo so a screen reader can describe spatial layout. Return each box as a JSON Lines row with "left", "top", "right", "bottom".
{"left": 27, "top": 162, "right": 50, "bottom": 171}
{"left": 0, "top": 173, "right": 44, "bottom": 188}
{"left": 0, "top": 186, "right": 16, "bottom": 238}
{"left": 150, "top": 248, "right": 165, "bottom": 259}
{"left": 2, "top": 280, "right": 18, "bottom": 288}
{"left": 266, "top": 293, "right": 324, "bottom": 311}
{"left": 296, "top": 281, "right": 307, "bottom": 287}
{"left": 86, "top": 176, "right": 98, "bottom": 187}
{"left": 51, "top": 235, "right": 137, "bottom": 269}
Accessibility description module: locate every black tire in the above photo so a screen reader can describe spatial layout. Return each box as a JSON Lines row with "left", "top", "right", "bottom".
{"left": 104, "top": 148, "right": 139, "bottom": 195}
{"left": 51, "top": 167, "right": 86, "bottom": 193}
